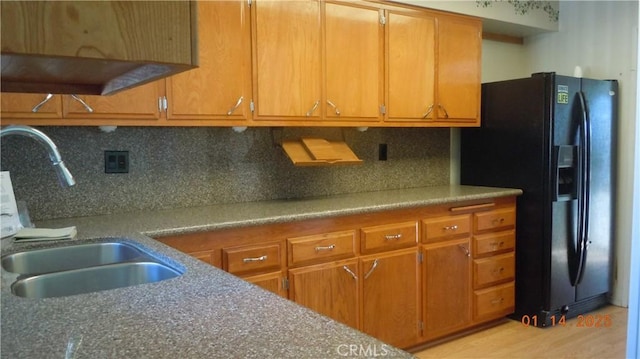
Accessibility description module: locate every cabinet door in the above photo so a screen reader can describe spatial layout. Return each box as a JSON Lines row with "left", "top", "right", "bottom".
{"left": 362, "top": 248, "right": 421, "bottom": 348}
{"left": 423, "top": 238, "right": 472, "bottom": 340}
{"left": 325, "top": 2, "right": 381, "bottom": 122}
{"left": 63, "top": 80, "right": 163, "bottom": 122}
{"left": 386, "top": 10, "right": 435, "bottom": 122}
{"left": 1, "top": 93, "right": 63, "bottom": 121}
{"left": 166, "top": 1, "right": 252, "bottom": 123}
{"left": 436, "top": 15, "right": 481, "bottom": 124}
{"left": 244, "top": 271, "right": 288, "bottom": 299}
{"left": 289, "top": 258, "right": 359, "bottom": 328}
{"left": 252, "top": 0, "right": 321, "bottom": 120}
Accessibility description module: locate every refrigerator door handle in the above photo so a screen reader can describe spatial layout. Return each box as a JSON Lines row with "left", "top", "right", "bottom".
{"left": 574, "top": 91, "right": 591, "bottom": 286}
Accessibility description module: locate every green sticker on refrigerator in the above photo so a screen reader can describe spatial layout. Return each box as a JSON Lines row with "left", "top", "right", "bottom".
{"left": 557, "top": 85, "right": 569, "bottom": 104}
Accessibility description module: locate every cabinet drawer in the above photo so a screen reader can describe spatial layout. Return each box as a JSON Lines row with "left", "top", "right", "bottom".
{"left": 422, "top": 214, "right": 471, "bottom": 243}
{"left": 288, "top": 230, "right": 356, "bottom": 267}
{"left": 473, "top": 230, "right": 515, "bottom": 257}
{"left": 473, "top": 252, "right": 515, "bottom": 288}
{"left": 474, "top": 207, "right": 516, "bottom": 232}
{"left": 474, "top": 282, "right": 515, "bottom": 320}
{"left": 223, "top": 243, "right": 281, "bottom": 275}
{"left": 361, "top": 221, "right": 418, "bottom": 253}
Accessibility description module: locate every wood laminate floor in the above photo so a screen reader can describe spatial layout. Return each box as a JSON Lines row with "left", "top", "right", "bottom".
{"left": 414, "top": 305, "right": 627, "bottom": 359}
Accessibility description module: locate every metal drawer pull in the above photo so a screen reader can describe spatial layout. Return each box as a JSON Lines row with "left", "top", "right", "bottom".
{"left": 422, "top": 104, "right": 434, "bottom": 119}
{"left": 227, "top": 96, "right": 243, "bottom": 115}
{"left": 343, "top": 266, "right": 357, "bottom": 280}
{"left": 491, "top": 297, "right": 505, "bottom": 305}
{"left": 364, "top": 259, "right": 379, "bottom": 279}
{"left": 458, "top": 244, "right": 471, "bottom": 257}
{"left": 490, "top": 241, "right": 505, "bottom": 247}
{"left": 315, "top": 244, "right": 336, "bottom": 252}
{"left": 438, "top": 103, "right": 449, "bottom": 119}
{"left": 493, "top": 267, "right": 505, "bottom": 274}
{"left": 326, "top": 100, "right": 341, "bottom": 116}
{"left": 243, "top": 255, "right": 267, "bottom": 263}
{"left": 32, "top": 93, "right": 54, "bottom": 112}
{"left": 70, "top": 95, "right": 94, "bottom": 113}
{"left": 443, "top": 225, "right": 458, "bottom": 231}
{"left": 384, "top": 234, "right": 402, "bottom": 240}
{"left": 306, "top": 100, "right": 320, "bottom": 116}
{"left": 492, "top": 218, "right": 506, "bottom": 225}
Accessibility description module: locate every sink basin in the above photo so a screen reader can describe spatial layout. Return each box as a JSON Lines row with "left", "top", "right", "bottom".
{"left": 11, "top": 261, "right": 181, "bottom": 298}
{"left": 2, "top": 242, "right": 149, "bottom": 275}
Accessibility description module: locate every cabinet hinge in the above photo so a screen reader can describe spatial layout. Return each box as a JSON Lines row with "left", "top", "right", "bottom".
{"left": 282, "top": 277, "right": 289, "bottom": 290}
{"left": 379, "top": 104, "right": 386, "bottom": 115}
{"left": 379, "top": 9, "right": 386, "bottom": 25}
{"left": 250, "top": 100, "right": 255, "bottom": 113}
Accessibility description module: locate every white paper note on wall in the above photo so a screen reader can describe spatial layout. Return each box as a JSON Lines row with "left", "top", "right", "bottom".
{"left": 1, "top": 171, "right": 22, "bottom": 238}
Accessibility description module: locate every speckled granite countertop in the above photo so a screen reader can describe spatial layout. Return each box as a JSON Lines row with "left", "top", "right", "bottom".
{"left": 1, "top": 185, "right": 520, "bottom": 358}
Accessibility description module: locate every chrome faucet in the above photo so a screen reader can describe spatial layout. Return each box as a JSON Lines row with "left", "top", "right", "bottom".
{"left": 0, "top": 125, "right": 76, "bottom": 187}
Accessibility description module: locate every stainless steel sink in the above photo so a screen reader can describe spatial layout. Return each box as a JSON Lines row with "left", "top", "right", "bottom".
{"left": 2, "top": 240, "right": 184, "bottom": 298}
{"left": 11, "top": 261, "right": 182, "bottom": 298}
{"left": 1, "top": 242, "right": 148, "bottom": 275}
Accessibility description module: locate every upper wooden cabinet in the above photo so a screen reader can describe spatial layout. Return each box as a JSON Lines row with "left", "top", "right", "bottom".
{"left": 386, "top": 8, "right": 481, "bottom": 126}
{"left": 386, "top": 9, "right": 436, "bottom": 122}
{"left": 0, "top": 0, "right": 481, "bottom": 128}
{"left": 0, "top": 82, "right": 163, "bottom": 125}
{"left": 63, "top": 81, "right": 164, "bottom": 123}
{"left": 324, "top": 2, "right": 383, "bottom": 122}
{"left": 251, "top": 0, "right": 322, "bottom": 120}
{"left": 165, "top": 1, "right": 252, "bottom": 124}
{"left": 436, "top": 14, "right": 481, "bottom": 124}
{"left": 1, "top": 93, "right": 63, "bottom": 120}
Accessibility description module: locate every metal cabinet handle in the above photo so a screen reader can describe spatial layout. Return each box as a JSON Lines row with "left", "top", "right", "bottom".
{"left": 70, "top": 95, "right": 94, "bottom": 113}
{"left": 342, "top": 265, "right": 357, "bottom": 280}
{"left": 384, "top": 233, "right": 402, "bottom": 240}
{"left": 438, "top": 104, "right": 449, "bottom": 119}
{"left": 306, "top": 100, "right": 320, "bottom": 117}
{"left": 326, "top": 100, "right": 341, "bottom": 116}
{"left": 227, "top": 96, "right": 243, "bottom": 115}
{"left": 490, "top": 241, "right": 505, "bottom": 248}
{"left": 315, "top": 244, "right": 335, "bottom": 252}
{"left": 32, "top": 94, "right": 54, "bottom": 112}
{"left": 443, "top": 225, "right": 458, "bottom": 231}
{"left": 364, "top": 259, "right": 379, "bottom": 279}
{"left": 490, "top": 297, "right": 505, "bottom": 305}
{"left": 422, "top": 104, "right": 434, "bottom": 119}
{"left": 243, "top": 255, "right": 267, "bottom": 263}
{"left": 458, "top": 244, "right": 470, "bottom": 257}
{"left": 492, "top": 218, "right": 506, "bottom": 226}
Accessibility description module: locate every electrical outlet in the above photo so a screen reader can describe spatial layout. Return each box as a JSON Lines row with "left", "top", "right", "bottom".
{"left": 378, "top": 144, "right": 387, "bottom": 161}
{"left": 104, "top": 151, "right": 129, "bottom": 173}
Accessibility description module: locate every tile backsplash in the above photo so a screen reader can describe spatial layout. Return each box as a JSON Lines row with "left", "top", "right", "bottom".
{"left": 0, "top": 126, "right": 450, "bottom": 220}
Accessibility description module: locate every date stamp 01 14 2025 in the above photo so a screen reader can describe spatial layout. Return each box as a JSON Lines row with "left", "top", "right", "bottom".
{"left": 521, "top": 314, "right": 613, "bottom": 328}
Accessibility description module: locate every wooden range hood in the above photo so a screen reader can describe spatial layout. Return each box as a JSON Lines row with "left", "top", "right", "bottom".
{"left": 0, "top": 1, "right": 198, "bottom": 96}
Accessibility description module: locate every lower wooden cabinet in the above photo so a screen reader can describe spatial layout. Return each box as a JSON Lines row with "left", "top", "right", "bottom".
{"left": 244, "top": 271, "right": 289, "bottom": 299}
{"left": 362, "top": 248, "right": 421, "bottom": 348}
{"left": 289, "top": 258, "right": 359, "bottom": 328}
{"left": 423, "top": 238, "right": 472, "bottom": 340}
{"left": 156, "top": 196, "right": 517, "bottom": 350}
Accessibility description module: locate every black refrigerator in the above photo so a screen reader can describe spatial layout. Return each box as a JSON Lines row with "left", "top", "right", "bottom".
{"left": 460, "top": 72, "right": 617, "bottom": 327}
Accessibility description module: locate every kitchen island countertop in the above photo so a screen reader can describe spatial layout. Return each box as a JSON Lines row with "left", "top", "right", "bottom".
{"left": 1, "top": 185, "right": 520, "bottom": 358}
